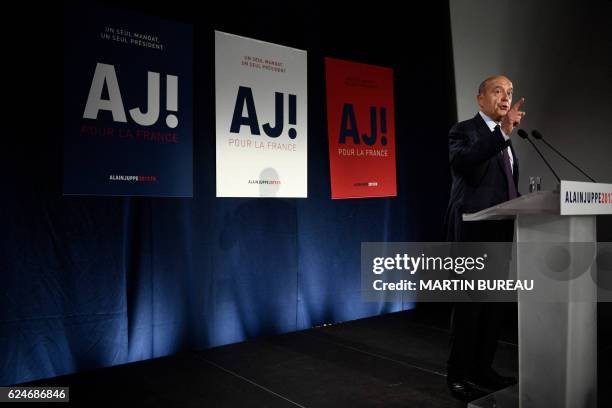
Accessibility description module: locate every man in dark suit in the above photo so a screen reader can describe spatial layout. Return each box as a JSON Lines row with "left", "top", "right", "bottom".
{"left": 444, "top": 75, "right": 525, "bottom": 402}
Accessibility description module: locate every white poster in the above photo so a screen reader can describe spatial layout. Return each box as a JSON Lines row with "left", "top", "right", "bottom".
{"left": 215, "top": 31, "right": 307, "bottom": 197}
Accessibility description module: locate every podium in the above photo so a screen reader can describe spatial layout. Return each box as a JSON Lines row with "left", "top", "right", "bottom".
{"left": 462, "top": 181, "right": 612, "bottom": 408}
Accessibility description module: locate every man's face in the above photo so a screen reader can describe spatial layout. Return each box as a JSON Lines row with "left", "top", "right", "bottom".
{"left": 477, "top": 76, "right": 513, "bottom": 121}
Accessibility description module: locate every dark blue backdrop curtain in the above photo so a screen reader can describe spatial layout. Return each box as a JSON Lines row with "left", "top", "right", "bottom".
{"left": 1, "top": 0, "right": 455, "bottom": 385}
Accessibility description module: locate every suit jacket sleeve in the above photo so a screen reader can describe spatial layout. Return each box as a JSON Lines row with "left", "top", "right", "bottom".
{"left": 449, "top": 124, "right": 508, "bottom": 171}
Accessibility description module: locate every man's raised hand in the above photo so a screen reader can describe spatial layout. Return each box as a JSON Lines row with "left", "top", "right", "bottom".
{"left": 501, "top": 97, "right": 526, "bottom": 134}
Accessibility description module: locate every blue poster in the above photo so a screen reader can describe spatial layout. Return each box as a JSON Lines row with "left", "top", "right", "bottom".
{"left": 63, "top": 5, "right": 193, "bottom": 196}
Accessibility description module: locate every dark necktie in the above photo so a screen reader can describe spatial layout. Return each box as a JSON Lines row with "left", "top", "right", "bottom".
{"left": 501, "top": 138, "right": 518, "bottom": 200}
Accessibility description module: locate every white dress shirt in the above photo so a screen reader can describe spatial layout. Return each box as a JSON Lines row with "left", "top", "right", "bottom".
{"left": 479, "top": 111, "right": 514, "bottom": 173}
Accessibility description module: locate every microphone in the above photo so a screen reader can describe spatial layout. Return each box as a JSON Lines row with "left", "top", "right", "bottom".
{"left": 531, "top": 130, "right": 596, "bottom": 182}
{"left": 517, "top": 129, "right": 561, "bottom": 182}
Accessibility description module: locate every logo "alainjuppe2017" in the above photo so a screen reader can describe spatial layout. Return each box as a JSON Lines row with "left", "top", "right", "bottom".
{"left": 109, "top": 175, "right": 157, "bottom": 182}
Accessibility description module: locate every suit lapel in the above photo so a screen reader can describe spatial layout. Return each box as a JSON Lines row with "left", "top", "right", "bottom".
{"left": 473, "top": 113, "right": 510, "bottom": 181}
{"left": 509, "top": 142, "right": 519, "bottom": 186}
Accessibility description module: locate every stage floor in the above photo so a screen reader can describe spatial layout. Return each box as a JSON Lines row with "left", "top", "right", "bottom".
{"left": 23, "top": 305, "right": 611, "bottom": 407}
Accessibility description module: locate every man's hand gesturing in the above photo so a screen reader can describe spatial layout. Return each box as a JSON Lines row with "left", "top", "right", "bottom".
{"left": 501, "top": 97, "right": 526, "bottom": 135}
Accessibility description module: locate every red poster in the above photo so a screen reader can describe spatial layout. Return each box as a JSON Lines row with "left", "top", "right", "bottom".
{"left": 325, "top": 57, "right": 396, "bottom": 199}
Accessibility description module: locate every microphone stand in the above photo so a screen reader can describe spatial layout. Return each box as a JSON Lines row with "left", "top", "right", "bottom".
{"left": 517, "top": 129, "right": 561, "bottom": 190}
{"left": 531, "top": 130, "right": 596, "bottom": 182}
